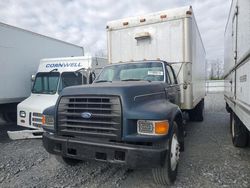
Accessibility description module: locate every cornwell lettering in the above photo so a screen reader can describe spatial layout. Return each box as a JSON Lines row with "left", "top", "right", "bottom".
{"left": 45, "top": 62, "right": 81, "bottom": 68}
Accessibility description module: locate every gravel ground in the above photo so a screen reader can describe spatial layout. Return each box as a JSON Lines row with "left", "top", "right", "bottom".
{"left": 0, "top": 93, "right": 250, "bottom": 188}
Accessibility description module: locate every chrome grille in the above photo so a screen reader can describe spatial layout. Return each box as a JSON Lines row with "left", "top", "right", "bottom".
{"left": 32, "top": 112, "right": 43, "bottom": 128}
{"left": 57, "top": 96, "right": 122, "bottom": 140}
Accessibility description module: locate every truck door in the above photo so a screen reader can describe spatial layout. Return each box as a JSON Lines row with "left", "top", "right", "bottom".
{"left": 165, "top": 64, "right": 181, "bottom": 106}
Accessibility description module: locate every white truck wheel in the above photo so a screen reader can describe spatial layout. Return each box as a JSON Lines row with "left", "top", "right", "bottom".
{"left": 152, "top": 122, "right": 180, "bottom": 185}
{"left": 231, "top": 113, "right": 248, "bottom": 147}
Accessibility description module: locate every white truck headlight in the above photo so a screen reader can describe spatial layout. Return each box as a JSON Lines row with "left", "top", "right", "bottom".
{"left": 19, "top": 111, "right": 26, "bottom": 118}
{"left": 137, "top": 120, "right": 169, "bottom": 135}
{"left": 42, "top": 115, "right": 54, "bottom": 126}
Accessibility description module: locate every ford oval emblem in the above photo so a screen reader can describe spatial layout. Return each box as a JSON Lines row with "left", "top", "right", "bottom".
{"left": 81, "top": 112, "right": 92, "bottom": 119}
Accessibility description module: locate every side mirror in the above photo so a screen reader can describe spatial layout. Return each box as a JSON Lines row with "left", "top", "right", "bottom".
{"left": 89, "top": 72, "right": 96, "bottom": 84}
{"left": 31, "top": 74, "right": 36, "bottom": 82}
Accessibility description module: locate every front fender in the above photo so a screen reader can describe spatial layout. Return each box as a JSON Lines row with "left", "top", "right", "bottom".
{"left": 123, "top": 98, "right": 181, "bottom": 143}
{"left": 43, "top": 105, "right": 55, "bottom": 116}
{"left": 42, "top": 105, "right": 56, "bottom": 133}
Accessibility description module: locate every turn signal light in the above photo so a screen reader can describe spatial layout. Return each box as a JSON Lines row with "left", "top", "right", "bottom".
{"left": 155, "top": 121, "right": 169, "bottom": 135}
{"left": 42, "top": 115, "right": 46, "bottom": 125}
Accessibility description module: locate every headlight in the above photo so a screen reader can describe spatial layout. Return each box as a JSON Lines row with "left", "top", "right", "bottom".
{"left": 42, "top": 115, "right": 54, "bottom": 126}
{"left": 19, "top": 111, "right": 26, "bottom": 118}
{"left": 137, "top": 120, "right": 169, "bottom": 135}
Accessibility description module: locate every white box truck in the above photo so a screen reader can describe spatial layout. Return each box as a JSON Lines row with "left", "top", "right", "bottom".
{"left": 0, "top": 22, "right": 84, "bottom": 122}
{"left": 17, "top": 56, "right": 106, "bottom": 130}
{"left": 224, "top": 0, "right": 250, "bottom": 147}
{"left": 107, "top": 5, "right": 206, "bottom": 120}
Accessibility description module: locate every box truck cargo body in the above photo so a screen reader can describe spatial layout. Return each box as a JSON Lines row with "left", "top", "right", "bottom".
{"left": 107, "top": 6, "right": 206, "bottom": 110}
{"left": 0, "top": 22, "right": 84, "bottom": 121}
{"left": 17, "top": 56, "right": 107, "bottom": 130}
{"left": 224, "top": 0, "right": 250, "bottom": 147}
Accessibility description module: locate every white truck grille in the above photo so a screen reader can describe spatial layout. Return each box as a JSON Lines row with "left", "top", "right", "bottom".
{"left": 32, "top": 112, "right": 43, "bottom": 128}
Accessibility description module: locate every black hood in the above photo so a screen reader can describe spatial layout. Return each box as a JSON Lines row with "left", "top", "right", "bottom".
{"left": 61, "top": 81, "right": 165, "bottom": 99}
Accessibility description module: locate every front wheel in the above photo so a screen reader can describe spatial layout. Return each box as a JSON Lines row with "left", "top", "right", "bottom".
{"left": 230, "top": 113, "right": 248, "bottom": 147}
{"left": 3, "top": 112, "right": 17, "bottom": 123}
{"left": 152, "top": 122, "right": 180, "bottom": 185}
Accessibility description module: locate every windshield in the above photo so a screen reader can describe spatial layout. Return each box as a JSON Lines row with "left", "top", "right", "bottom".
{"left": 58, "top": 72, "right": 86, "bottom": 93}
{"left": 32, "top": 72, "right": 60, "bottom": 94}
{"left": 95, "top": 62, "right": 164, "bottom": 82}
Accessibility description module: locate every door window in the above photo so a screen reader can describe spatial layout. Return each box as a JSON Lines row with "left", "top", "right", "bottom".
{"left": 166, "top": 65, "right": 177, "bottom": 84}
{"left": 58, "top": 72, "right": 85, "bottom": 93}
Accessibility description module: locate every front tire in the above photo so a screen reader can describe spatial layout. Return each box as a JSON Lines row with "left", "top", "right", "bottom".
{"left": 230, "top": 113, "right": 248, "bottom": 147}
{"left": 55, "top": 156, "right": 82, "bottom": 166}
{"left": 3, "top": 112, "right": 17, "bottom": 123}
{"left": 152, "top": 122, "right": 180, "bottom": 185}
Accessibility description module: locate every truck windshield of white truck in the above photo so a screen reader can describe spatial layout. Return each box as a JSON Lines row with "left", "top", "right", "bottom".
{"left": 95, "top": 61, "right": 164, "bottom": 83}
{"left": 32, "top": 72, "right": 85, "bottom": 94}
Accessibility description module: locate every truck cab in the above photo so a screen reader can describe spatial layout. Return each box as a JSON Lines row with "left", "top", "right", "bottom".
{"left": 17, "top": 56, "right": 106, "bottom": 130}
{"left": 42, "top": 60, "right": 184, "bottom": 185}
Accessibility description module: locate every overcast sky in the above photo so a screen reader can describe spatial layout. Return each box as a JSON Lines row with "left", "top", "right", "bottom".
{"left": 0, "top": 0, "right": 231, "bottom": 62}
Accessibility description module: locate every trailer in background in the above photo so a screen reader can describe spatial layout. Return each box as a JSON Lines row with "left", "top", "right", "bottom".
{"left": 224, "top": 0, "right": 250, "bottom": 147}
{"left": 0, "top": 22, "right": 84, "bottom": 122}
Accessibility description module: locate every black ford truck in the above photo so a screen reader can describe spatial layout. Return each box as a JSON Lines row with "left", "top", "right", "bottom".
{"left": 42, "top": 61, "right": 185, "bottom": 185}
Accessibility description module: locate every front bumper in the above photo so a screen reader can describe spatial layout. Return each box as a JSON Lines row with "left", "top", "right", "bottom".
{"left": 43, "top": 132, "right": 167, "bottom": 169}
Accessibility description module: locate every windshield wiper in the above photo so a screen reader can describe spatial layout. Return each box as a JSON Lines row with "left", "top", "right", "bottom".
{"left": 95, "top": 80, "right": 112, "bottom": 83}
{"left": 121, "top": 79, "right": 150, "bottom": 82}
{"left": 121, "top": 79, "right": 143, "bottom": 81}
{"left": 50, "top": 69, "right": 58, "bottom": 72}
{"left": 75, "top": 68, "right": 86, "bottom": 73}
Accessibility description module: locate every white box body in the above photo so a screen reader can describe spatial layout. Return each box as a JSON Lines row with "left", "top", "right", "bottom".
{"left": 107, "top": 6, "right": 206, "bottom": 109}
{"left": 224, "top": 0, "right": 250, "bottom": 131}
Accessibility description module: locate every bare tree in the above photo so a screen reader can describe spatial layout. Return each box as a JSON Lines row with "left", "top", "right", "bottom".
{"left": 207, "top": 59, "right": 224, "bottom": 80}
{"left": 95, "top": 49, "right": 107, "bottom": 58}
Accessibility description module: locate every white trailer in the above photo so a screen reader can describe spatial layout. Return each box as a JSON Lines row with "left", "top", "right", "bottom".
{"left": 224, "top": 0, "right": 250, "bottom": 147}
{"left": 107, "top": 6, "right": 206, "bottom": 120}
{"left": 0, "top": 22, "right": 84, "bottom": 122}
{"left": 17, "top": 56, "right": 106, "bottom": 131}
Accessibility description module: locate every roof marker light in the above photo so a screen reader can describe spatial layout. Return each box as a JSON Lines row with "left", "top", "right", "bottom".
{"left": 140, "top": 18, "right": 146, "bottom": 22}
{"left": 160, "top": 15, "right": 167, "bottom": 19}
{"left": 186, "top": 11, "right": 192, "bottom": 15}
{"left": 123, "top": 22, "right": 129, "bottom": 26}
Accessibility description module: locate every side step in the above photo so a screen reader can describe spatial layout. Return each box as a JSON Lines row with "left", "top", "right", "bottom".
{"left": 7, "top": 130, "right": 44, "bottom": 140}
